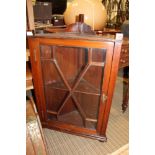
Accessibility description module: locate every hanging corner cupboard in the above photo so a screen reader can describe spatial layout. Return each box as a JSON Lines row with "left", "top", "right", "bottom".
{"left": 28, "top": 33, "right": 123, "bottom": 142}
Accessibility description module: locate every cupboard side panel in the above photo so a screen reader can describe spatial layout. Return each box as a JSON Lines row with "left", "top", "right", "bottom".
{"left": 100, "top": 42, "right": 122, "bottom": 135}
{"left": 96, "top": 43, "right": 114, "bottom": 134}
{"left": 28, "top": 38, "right": 47, "bottom": 122}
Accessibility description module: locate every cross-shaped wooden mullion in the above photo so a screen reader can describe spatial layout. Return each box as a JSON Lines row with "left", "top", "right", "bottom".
{"left": 53, "top": 60, "right": 90, "bottom": 126}
{"left": 51, "top": 48, "right": 93, "bottom": 126}
{"left": 51, "top": 47, "right": 104, "bottom": 127}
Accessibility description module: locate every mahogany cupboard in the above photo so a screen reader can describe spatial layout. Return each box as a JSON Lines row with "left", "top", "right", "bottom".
{"left": 28, "top": 33, "right": 123, "bottom": 142}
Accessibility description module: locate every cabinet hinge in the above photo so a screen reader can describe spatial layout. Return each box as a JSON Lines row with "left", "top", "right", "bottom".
{"left": 101, "top": 94, "right": 107, "bottom": 104}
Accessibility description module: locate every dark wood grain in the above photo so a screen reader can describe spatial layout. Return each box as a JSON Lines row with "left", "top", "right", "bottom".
{"left": 28, "top": 33, "right": 123, "bottom": 142}
{"left": 26, "top": 0, "right": 35, "bottom": 31}
{"left": 26, "top": 99, "right": 47, "bottom": 155}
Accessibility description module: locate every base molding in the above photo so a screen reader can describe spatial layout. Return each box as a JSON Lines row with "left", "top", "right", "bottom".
{"left": 42, "top": 122, "right": 107, "bottom": 142}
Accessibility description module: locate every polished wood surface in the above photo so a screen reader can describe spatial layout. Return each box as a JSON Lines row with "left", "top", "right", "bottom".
{"left": 26, "top": 0, "right": 35, "bottom": 31}
{"left": 44, "top": 26, "right": 129, "bottom": 69}
{"left": 26, "top": 98, "right": 47, "bottom": 155}
{"left": 26, "top": 49, "right": 30, "bottom": 62}
{"left": 96, "top": 28, "right": 121, "bottom": 35}
{"left": 119, "top": 38, "right": 129, "bottom": 112}
{"left": 28, "top": 33, "right": 123, "bottom": 142}
{"left": 26, "top": 49, "right": 34, "bottom": 91}
{"left": 26, "top": 63, "right": 34, "bottom": 90}
{"left": 119, "top": 38, "right": 129, "bottom": 68}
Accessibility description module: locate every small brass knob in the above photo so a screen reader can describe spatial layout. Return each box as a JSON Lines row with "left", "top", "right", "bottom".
{"left": 101, "top": 94, "right": 107, "bottom": 103}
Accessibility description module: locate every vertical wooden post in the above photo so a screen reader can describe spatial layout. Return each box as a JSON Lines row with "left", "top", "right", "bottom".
{"left": 26, "top": 0, "right": 35, "bottom": 31}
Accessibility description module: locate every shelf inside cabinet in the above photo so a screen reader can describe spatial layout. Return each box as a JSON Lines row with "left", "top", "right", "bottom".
{"left": 44, "top": 78, "right": 101, "bottom": 96}
{"left": 58, "top": 111, "right": 97, "bottom": 130}
{"left": 47, "top": 110, "right": 97, "bottom": 130}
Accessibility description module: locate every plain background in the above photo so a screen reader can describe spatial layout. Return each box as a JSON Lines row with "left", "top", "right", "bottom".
{"left": 0, "top": 0, "right": 155, "bottom": 154}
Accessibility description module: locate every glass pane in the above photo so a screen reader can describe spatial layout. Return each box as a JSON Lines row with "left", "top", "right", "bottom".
{"left": 75, "top": 66, "right": 104, "bottom": 95}
{"left": 92, "top": 48, "right": 106, "bottom": 62}
{"left": 54, "top": 46, "right": 87, "bottom": 88}
{"left": 40, "top": 45, "right": 107, "bottom": 130}
{"left": 41, "top": 60, "right": 66, "bottom": 89}
{"left": 45, "top": 88, "right": 68, "bottom": 112}
{"left": 74, "top": 92, "right": 100, "bottom": 129}
{"left": 40, "top": 45, "right": 52, "bottom": 59}
{"left": 58, "top": 98, "right": 84, "bottom": 127}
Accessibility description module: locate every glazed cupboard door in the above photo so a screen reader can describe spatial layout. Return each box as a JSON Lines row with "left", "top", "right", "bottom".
{"left": 39, "top": 43, "right": 113, "bottom": 132}
{"left": 28, "top": 34, "right": 122, "bottom": 141}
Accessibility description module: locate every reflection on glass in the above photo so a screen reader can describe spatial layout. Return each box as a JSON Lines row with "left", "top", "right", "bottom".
{"left": 40, "top": 45, "right": 107, "bottom": 130}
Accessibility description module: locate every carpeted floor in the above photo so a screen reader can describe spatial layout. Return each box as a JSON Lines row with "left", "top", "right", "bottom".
{"left": 43, "top": 76, "right": 129, "bottom": 155}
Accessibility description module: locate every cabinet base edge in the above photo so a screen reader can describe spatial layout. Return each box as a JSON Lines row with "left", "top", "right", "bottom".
{"left": 42, "top": 122, "right": 107, "bottom": 142}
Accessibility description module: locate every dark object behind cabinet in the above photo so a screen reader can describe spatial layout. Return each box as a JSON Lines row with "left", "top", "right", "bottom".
{"left": 28, "top": 33, "right": 123, "bottom": 142}
{"left": 33, "top": 2, "right": 52, "bottom": 23}
{"left": 50, "top": 0, "right": 67, "bottom": 14}
{"left": 37, "top": 0, "right": 67, "bottom": 14}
